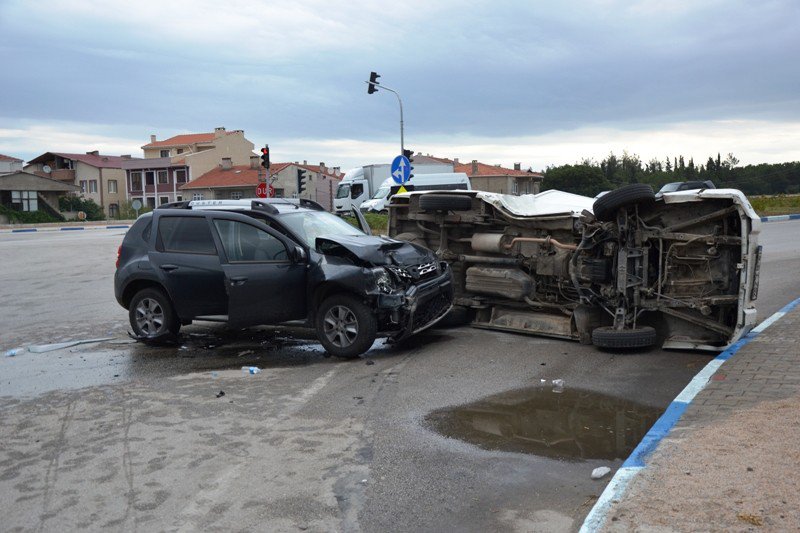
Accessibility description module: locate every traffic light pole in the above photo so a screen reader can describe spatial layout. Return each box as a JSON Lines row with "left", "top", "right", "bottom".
{"left": 365, "top": 81, "right": 404, "bottom": 155}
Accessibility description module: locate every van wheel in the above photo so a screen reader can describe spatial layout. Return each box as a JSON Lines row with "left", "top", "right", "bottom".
{"left": 592, "top": 184, "right": 655, "bottom": 222}
{"left": 316, "top": 294, "right": 377, "bottom": 359}
{"left": 129, "top": 288, "right": 180, "bottom": 338}
{"left": 591, "top": 326, "right": 656, "bottom": 349}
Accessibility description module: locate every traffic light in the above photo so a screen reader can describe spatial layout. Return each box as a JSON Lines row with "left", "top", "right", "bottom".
{"left": 403, "top": 149, "right": 414, "bottom": 180}
{"left": 260, "top": 145, "right": 270, "bottom": 169}
{"left": 367, "top": 71, "right": 380, "bottom": 94}
{"left": 297, "top": 169, "right": 309, "bottom": 195}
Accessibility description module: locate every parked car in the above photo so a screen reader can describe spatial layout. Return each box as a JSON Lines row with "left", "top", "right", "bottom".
{"left": 388, "top": 184, "right": 761, "bottom": 351}
{"left": 114, "top": 198, "right": 453, "bottom": 358}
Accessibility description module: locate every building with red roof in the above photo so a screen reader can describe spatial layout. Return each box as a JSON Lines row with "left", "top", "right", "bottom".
{"left": 0, "top": 154, "right": 24, "bottom": 175}
{"left": 454, "top": 159, "right": 544, "bottom": 195}
{"left": 123, "top": 126, "right": 255, "bottom": 209}
{"left": 181, "top": 159, "right": 343, "bottom": 211}
{"left": 25, "top": 151, "right": 138, "bottom": 218}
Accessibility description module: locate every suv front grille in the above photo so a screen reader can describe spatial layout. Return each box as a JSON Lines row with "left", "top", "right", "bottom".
{"left": 413, "top": 293, "right": 451, "bottom": 330}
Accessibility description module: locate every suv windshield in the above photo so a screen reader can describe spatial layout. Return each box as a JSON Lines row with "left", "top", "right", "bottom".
{"left": 280, "top": 211, "right": 364, "bottom": 247}
{"left": 335, "top": 184, "right": 350, "bottom": 199}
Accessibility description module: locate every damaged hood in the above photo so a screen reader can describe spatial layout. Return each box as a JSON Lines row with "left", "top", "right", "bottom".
{"left": 316, "top": 234, "right": 435, "bottom": 266}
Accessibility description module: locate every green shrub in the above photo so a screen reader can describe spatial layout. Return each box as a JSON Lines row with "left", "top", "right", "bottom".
{"left": 58, "top": 195, "right": 106, "bottom": 221}
{"left": 0, "top": 204, "right": 60, "bottom": 224}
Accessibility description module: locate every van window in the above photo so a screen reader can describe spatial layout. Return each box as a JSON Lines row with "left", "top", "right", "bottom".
{"left": 336, "top": 184, "right": 350, "bottom": 199}
{"left": 350, "top": 183, "right": 364, "bottom": 199}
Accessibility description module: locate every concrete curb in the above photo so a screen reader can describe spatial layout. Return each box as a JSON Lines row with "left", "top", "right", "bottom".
{"left": 760, "top": 213, "right": 800, "bottom": 222}
{"left": 579, "top": 296, "right": 800, "bottom": 532}
{"left": 1, "top": 224, "right": 130, "bottom": 234}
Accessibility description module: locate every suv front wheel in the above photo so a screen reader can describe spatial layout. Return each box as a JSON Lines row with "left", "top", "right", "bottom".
{"left": 129, "top": 287, "right": 180, "bottom": 338}
{"left": 316, "top": 294, "right": 377, "bottom": 359}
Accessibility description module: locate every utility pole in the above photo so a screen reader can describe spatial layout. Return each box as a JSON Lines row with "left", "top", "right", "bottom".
{"left": 366, "top": 72, "right": 404, "bottom": 155}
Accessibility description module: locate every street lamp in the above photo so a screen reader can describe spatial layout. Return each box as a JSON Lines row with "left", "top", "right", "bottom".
{"left": 365, "top": 71, "right": 404, "bottom": 156}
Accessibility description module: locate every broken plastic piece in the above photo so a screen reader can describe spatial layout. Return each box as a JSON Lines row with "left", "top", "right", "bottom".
{"left": 28, "top": 337, "right": 114, "bottom": 353}
{"left": 5, "top": 347, "right": 25, "bottom": 357}
{"left": 552, "top": 378, "right": 565, "bottom": 393}
{"left": 241, "top": 366, "right": 261, "bottom": 375}
{"left": 591, "top": 466, "right": 611, "bottom": 479}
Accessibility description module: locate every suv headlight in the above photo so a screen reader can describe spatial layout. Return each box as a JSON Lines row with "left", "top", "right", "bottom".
{"left": 371, "top": 267, "right": 395, "bottom": 293}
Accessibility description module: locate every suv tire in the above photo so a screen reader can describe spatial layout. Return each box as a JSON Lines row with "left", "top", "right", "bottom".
{"left": 316, "top": 294, "right": 377, "bottom": 359}
{"left": 591, "top": 326, "right": 656, "bottom": 349}
{"left": 592, "top": 184, "right": 655, "bottom": 222}
{"left": 129, "top": 287, "right": 180, "bottom": 338}
{"left": 419, "top": 194, "right": 473, "bottom": 212}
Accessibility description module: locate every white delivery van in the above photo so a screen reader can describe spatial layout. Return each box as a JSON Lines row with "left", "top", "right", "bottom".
{"left": 359, "top": 173, "right": 471, "bottom": 213}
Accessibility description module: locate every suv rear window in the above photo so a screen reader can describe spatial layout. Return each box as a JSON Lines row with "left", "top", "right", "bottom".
{"left": 157, "top": 216, "right": 216, "bottom": 254}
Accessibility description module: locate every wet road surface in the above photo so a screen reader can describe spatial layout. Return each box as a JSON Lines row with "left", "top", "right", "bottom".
{"left": 1, "top": 221, "right": 798, "bottom": 531}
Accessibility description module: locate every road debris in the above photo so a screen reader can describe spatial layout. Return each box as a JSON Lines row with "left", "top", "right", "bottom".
{"left": 216, "top": 391, "right": 226, "bottom": 398}
{"left": 552, "top": 379, "right": 565, "bottom": 393}
{"left": 5, "top": 347, "right": 25, "bottom": 357}
{"left": 27, "top": 337, "right": 114, "bottom": 353}
{"left": 242, "top": 366, "right": 262, "bottom": 375}
{"left": 237, "top": 350, "right": 255, "bottom": 357}
{"left": 591, "top": 467, "right": 611, "bottom": 479}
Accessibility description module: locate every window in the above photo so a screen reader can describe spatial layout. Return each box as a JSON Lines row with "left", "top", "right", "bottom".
{"left": 108, "top": 179, "right": 118, "bottom": 193}
{"left": 177, "top": 148, "right": 184, "bottom": 155}
{"left": 157, "top": 170, "right": 168, "bottom": 184}
{"left": 230, "top": 191, "right": 243, "bottom": 200}
{"left": 158, "top": 217, "right": 216, "bottom": 254}
{"left": 175, "top": 169, "right": 187, "bottom": 183}
{"left": 145, "top": 171, "right": 155, "bottom": 186}
{"left": 274, "top": 188, "right": 284, "bottom": 198}
{"left": 147, "top": 197, "right": 156, "bottom": 209}
{"left": 350, "top": 183, "right": 364, "bottom": 199}
{"left": 192, "top": 193, "right": 204, "bottom": 201}
{"left": 11, "top": 191, "right": 38, "bottom": 212}
{"left": 511, "top": 181, "right": 518, "bottom": 195}
{"left": 160, "top": 196, "right": 170, "bottom": 205}
{"left": 160, "top": 149, "right": 170, "bottom": 158}
{"left": 80, "top": 180, "right": 87, "bottom": 193}
{"left": 176, "top": 195, "right": 183, "bottom": 202}
{"left": 89, "top": 180, "right": 98, "bottom": 193}
{"left": 130, "top": 172, "right": 143, "bottom": 191}
{"left": 109, "top": 203, "right": 119, "bottom": 218}
{"left": 213, "top": 220, "right": 287, "bottom": 262}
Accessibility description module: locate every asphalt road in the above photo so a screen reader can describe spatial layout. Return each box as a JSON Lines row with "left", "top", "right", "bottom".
{"left": 0, "top": 220, "right": 798, "bottom": 532}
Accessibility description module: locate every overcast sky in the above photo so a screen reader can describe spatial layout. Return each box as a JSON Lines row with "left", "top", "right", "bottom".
{"left": 1, "top": 0, "right": 798, "bottom": 171}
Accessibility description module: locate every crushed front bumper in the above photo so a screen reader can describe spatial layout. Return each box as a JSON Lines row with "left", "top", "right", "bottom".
{"left": 379, "top": 263, "right": 454, "bottom": 340}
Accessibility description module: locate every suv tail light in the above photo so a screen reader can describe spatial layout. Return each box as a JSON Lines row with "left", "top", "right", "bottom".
{"left": 116, "top": 245, "right": 122, "bottom": 269}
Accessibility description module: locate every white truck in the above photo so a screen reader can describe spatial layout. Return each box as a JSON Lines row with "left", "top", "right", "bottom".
{"left": 359, "top": 173, "right": 472, "bottom": 213}
{"left": 334, "top": 160, "right": 452, "bottom": 214}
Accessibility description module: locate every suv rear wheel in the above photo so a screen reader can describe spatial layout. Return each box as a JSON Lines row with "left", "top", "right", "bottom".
{"left": 129, "top": 288, "right": 180, "bottom": 338}
{"left": 316, "top": 294, "right": 377, "bottom": 359}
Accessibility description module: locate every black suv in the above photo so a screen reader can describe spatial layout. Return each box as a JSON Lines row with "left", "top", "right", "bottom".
{"left": 114, "top": 198, "right": 453, "bottom": 358}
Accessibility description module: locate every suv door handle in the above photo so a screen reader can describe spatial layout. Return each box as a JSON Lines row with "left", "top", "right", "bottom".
{"left": 160, "top": 264, "right": 178, "bottom": 272}
{"left": 230, "top": 276, "right": 248, "bottom": 286}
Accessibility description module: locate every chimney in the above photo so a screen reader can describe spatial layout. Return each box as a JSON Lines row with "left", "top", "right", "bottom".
{"left": 121, "top": 154, "right": 132, "bottom": 159}
{"left": 250, "top": 155, "right": 259, "bottom": 169}
{"left": 214, "top": 127, "right": 226, "bottom": 137}
{"left": 471, "top": 160, "right": 478, "bottom": 175}
{"left": 319, "top": 162, "right": 326, "bottom": 173}
{"left": 150, "top": 135, "right": 157, "bottom": 143}
{"left": 454, "top": 158, "right": 459, "bottom": 164}
{"left": 221, "top": 157, "right": 232, "bottom": 170}
{"left": 303, "top": 160, "right": 307, "bottom": 165}
{"left": 514, "top": 162, "right": 521, "bottom": 171}
{"left": 86, "top": 150, "right": 100, "bottom": 156}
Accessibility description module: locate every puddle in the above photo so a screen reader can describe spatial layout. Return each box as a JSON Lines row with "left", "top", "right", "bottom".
{"left": 426, "top": 387, "right": 662, "bottom": 460}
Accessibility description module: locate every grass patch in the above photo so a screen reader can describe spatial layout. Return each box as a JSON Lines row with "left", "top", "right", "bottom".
{"left": 343, "top": 213, "right": 388, "bottom": 234}
{"left": 749, "top": 194, "right": 800, "bottom": 216}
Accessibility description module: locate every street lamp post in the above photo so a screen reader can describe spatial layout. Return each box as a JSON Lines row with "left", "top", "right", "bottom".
{"left": 365, "top": 72, "right": 404, "bottom": 155}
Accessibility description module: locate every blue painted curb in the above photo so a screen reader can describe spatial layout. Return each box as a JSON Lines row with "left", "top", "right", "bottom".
{"left": 11, "top": 228, "right": 37, "bottom": 233}
{"left": 2, "top": 224, "right": 130, "bottom": 234}
{"left": 760, "top": 213, "right": 800, "bottom": 222}
{"left": 60, "top": 226, "right": 84, "bottom": 231}
{"left": 580, "top": 295, "right": 800, "bottom": 532}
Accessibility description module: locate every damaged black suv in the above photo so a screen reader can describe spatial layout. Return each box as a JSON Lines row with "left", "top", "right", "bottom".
{"left": 114, "top": 198, "right": 453, "bottom": 358}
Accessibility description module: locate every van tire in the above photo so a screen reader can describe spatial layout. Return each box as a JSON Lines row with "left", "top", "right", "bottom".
{"left": 591, "top": 326, "right": 656, "bottom": 349}
{"left": 592, "top": 184, "right": 655, "bottom": 222}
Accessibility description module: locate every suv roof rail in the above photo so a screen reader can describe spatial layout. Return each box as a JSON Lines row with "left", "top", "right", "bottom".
{"left": 157, "top": 201, "right": 192, "bottom": 210}
{"left": 298, "top": 198, "right": 325, "bottom": 211}
{"left": 249, "top": 200, "right": 279, "bottom": 215}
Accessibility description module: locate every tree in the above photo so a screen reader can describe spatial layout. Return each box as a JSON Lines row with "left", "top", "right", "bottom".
{"left": 543, "top": 164, "right": 611, "bottom": 197}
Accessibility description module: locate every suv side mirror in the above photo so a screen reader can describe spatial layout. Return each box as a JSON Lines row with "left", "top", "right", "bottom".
{"left": 291, "top": 245, "right": 307, "bottom": 263}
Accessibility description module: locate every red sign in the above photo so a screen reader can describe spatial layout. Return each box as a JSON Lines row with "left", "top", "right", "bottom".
{"left": 255, "top": 183, "right": 275, "bottom": 198}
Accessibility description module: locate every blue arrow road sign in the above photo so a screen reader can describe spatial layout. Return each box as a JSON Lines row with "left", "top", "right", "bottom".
{"left": 391, "top": 155, "right": 410, "bottom": 184}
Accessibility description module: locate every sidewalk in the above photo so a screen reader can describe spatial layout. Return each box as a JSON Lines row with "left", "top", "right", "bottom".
{"left": 599, "top": 304, "right": 800, "bottom": 531}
